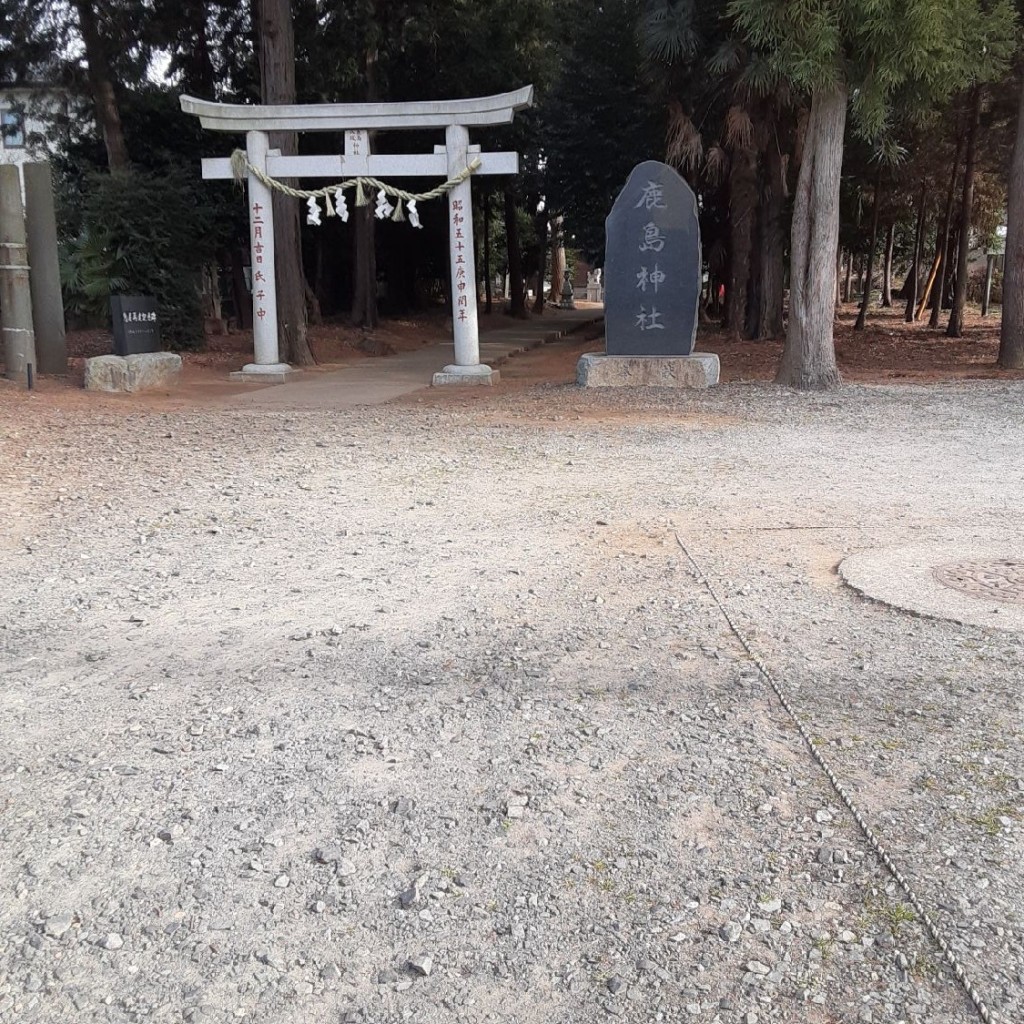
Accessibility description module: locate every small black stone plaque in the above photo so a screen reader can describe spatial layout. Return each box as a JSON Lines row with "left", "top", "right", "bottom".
{"left": 111, "top": 295, "right": 160, "bottom": 356}
{"left": 604, "top": 160, "right": 700, "bottom": 356}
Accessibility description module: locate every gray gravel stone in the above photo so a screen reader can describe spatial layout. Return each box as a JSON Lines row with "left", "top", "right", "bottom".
{"left": 2, "top": 379, "right": 1022, "bottom": 1024}
{"left": 408, "top": 954, "right": 433, "bottom": 977}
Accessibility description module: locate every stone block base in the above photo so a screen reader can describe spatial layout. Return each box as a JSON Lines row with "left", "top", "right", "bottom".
{"left": 84, "top": 355, "right": 128, "bottom": 392}
{"left": 229, "top": 370, "right": 299, "bottom": 385}
{"left": 432, "top": 365, "right": 500, "bottom": 386}
{"left": 84, "top": 352, "right": 182, "bottom": 393}
{"left": 229, "top": 363, "right": 299, "bottom": 385}
{"left": 576, "top": 352, "right": 720, "bottom": 389}
{"left": 127, "top": 352, "right": 182, "bottom": 391}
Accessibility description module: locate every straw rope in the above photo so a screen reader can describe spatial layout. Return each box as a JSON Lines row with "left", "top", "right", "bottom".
{"left": 229, "top": 149, "right": 481, "bottom": 204}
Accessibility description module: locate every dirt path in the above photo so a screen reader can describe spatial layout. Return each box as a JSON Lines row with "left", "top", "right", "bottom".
{"left": 1, "top": 368, "right": 1023, "bottom": 1024}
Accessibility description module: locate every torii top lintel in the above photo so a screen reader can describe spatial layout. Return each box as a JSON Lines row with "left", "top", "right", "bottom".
{"left": 179, "top": 86, "right": 534, "bottom": 133}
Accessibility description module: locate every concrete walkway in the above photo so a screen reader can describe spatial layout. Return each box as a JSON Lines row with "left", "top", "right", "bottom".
{"left": 233, "top": 306, "right": 603, "bottom": 410}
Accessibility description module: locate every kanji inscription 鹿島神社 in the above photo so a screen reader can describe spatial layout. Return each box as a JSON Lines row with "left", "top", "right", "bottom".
{"left": 604, "top": 160, "right": 700, "bottom": 357}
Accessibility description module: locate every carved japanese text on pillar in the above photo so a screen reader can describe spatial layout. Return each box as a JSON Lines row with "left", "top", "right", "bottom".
{"left": 252, "top": 202, "right": 267, "bottom": 322}
{"left": 452, "top": 198, "right": 469, "bottom": 324}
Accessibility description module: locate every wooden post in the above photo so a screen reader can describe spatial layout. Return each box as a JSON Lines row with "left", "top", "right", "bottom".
{"left": 0, "top": 165, "right": 37, "bottom": 382}
{"left": 982, "top": 254, "right": 995, "bottom": 316}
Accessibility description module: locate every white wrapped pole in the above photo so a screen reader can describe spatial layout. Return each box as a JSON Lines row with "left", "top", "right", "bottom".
{"left": 240, "top": 131, "right": 291, "bottom": 376}
{"left": 434, "top": 123, "right": 494, "bottom": 382}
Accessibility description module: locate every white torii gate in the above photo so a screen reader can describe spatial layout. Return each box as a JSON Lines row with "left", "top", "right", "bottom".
{"left": 180, "top": 88, "right": 533, "bottom": 385}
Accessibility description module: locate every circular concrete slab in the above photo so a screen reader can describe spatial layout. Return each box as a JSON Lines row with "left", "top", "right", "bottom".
{"left": 839, "top": 542, "right": 1024, "bottom": 631}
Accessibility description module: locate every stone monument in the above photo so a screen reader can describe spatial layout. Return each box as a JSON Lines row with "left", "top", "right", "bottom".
{"left": 577, "top": 160, "right": 718, "bottom": 388}
{"left": 111, "top": 295, "right": 160, "bottom": 355}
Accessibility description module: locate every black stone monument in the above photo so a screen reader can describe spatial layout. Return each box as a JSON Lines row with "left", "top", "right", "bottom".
{"left": 604, "top": 160, "right": 700, "bottom": 356}
{"left": 111, "top": 295, "right": 160, "bottom": 356}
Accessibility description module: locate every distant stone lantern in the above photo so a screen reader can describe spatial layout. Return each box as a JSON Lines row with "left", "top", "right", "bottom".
{"left": 560, "top": 268, "right": 576, "bottom": 309}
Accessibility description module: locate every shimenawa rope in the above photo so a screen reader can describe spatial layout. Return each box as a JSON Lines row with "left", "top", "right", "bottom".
{"left": 229, "top": 149, "right": 481, "bottom": 228}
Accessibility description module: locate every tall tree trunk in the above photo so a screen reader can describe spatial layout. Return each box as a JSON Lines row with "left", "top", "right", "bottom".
{"left": 184, "top": 0, "right": 215, "bottom": 96}
{"left": 548, "top": 217, "right": 566, "bottom": 303}
{"left": 999, "top": 74, "right": 1024, "bottom": 367}
{"left": 745, "top": 245, "right": 762, "bottom": 339}
{"left": 483, "top": 187, "right": 493, "bottom": 315}
{"left": 905, "top": 183, "right": 926, "bottom": 322}
{"left": 881, "top": 223, "right": 894, "bottom": 306}
{"left": 350, "top": 26, "right": 382, "bottom": 332}
{"left": 532, "top": 213, "right": 548, "bottom": 314}
{"left": 230, "top": 248, "right": 253, "bottom": 328}
{"left": 981, "top": 254, "right": 995, "bottom": 316}
{"left": 726, "top": 140, "right": 757, "bottom": 338}
{"left": 930, "top": 129, "right": 967, "bottom": 326}
{"left": 855, "top": 252, "right": 864, "bottom": 299}
{"left": 943, "top": 231, "right": 959, "bottom": 309}
{"left": 835, "top": 247, "right": 842, "bottom": 313}
{"left": 855, "top": 167, "right": 883, "bottom": 330}
{"left": 917, "top": 241, "right": 941, "bottom": 321}
{"left": 256, "top": 0, "right": 313, "bottom": 364}
{"left": 842, "top": 249, "right": 853, "bottom": 303}
{"left": 352, "top": 203, "right": 378, "bottom": 331}
{"left": 777, "top": 87, "right": 846, "bottom": 389}
{"left": 74, "top": 0, "right": 129, "bottom": 171}
{"left": 504, "top": 189, "right": 527, "bottom": 318}
{"left": 947, "top": 85, "right": 983, "bottom": 338}
{"left": 313, "top": 231, "right": 326, "bottom": 311}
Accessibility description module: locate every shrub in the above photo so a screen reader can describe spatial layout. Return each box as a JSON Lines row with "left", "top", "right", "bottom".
{"left": 60, "top": 168, "right": 217, "bottom": 349}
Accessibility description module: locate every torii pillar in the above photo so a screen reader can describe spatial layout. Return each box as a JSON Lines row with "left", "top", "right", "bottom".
{"left": 181, "top": 88, "right": 534, "bottom": 385}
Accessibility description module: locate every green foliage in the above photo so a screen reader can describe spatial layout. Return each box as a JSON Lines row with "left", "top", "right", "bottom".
{"left": 60, "top": 226, "right": 129, "bottom": 323}
{"left": 729, "top": 0, "right": 1019, "bottom": 136}
{"left": 60, "top": 169, "right": 218, "bottom": 349}
{"left": 0, "top": 0, "right": 69, "bottom": 82}
{"left": 543, "top": 0, "right": 663, "bottom": 258}
{"left": 641, "top": 0, "right": 702, "bottom": 62}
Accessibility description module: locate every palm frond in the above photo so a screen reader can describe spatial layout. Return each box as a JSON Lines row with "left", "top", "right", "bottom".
{"left": 705, "top": 144, "right": 729, "bottom": 186}
{"left": 665, "top": 101, "right": 703, "bottom": 172}
{"left": 640, "top": 0, "right": 701, "bottom": 63}
{"left": 724, "top": 105, "right": 754, "bottom": 150}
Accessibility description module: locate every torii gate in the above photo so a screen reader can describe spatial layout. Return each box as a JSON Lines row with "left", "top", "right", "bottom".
{"left": 180, "top": 87, "right": 534, "bottom": 385}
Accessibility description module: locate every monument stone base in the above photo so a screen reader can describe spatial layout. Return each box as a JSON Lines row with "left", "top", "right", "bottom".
{"left": 576, "top": 352, "right": 719, "bottom": 389}
{"left": 84, "top": 352, "right": 182, "bottom": 393}
{"left": 432, "top": 364, "right": 500, "bottom": 387}
{"left": 229, "top": 363, "right": 299, "bottom": 385}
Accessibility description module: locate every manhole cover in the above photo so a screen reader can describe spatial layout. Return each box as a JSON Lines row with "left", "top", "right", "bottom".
{"left": 932, "top": 560, "right": 1024, "bottom": 605}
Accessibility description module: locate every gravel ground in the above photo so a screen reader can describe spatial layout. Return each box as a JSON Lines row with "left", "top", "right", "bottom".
{"left": 1, "top": 377, "right": 1023, "bottom": 1024}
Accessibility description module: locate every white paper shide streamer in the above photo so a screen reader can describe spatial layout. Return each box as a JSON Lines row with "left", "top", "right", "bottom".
{"left": 374, "top": 189, "right": 395, "bottom": 221}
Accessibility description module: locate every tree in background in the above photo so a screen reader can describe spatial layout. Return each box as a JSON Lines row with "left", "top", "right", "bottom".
{"left": 72, "top": 0, "right": 131, "bottom": 170}
{"left": 946, "top": 4, "right": 1018, "bottom": 337}
{"left": 7, "top": 0, "right": 1024, "bottom": 377}
{"left": 999, "top": 64, "right": 1024, "bottom": 365}
{"left": 61, "top": 169, "right": 217, "bottom": 346}
{"left": 731, "top": 0, "right": 1017, "bottom": 388}
{"left": 255, "top": 0, "right": 314, "bottom": 364}
{"left": 543, "top": 0, "right": 661, "bottom": 261}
